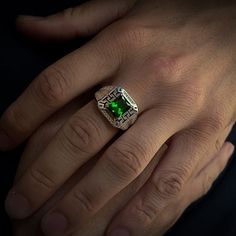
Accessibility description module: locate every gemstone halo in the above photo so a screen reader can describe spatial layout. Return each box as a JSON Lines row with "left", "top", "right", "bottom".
{"left": 95, "top": 86, "right": 139, "bottom": 130}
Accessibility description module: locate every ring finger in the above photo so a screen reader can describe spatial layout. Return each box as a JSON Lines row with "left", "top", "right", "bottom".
{"left": 39, "top": 103, "right": 187, "bottom": 236}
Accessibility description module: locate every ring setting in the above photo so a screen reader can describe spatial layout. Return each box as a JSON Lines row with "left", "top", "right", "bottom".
{"left": 95, "top": 86, "right": 139, "bottom": 130}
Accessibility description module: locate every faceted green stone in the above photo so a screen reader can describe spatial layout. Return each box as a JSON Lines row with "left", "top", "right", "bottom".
{"left": 108, "top": 96, "right": 130, "bottom": 118}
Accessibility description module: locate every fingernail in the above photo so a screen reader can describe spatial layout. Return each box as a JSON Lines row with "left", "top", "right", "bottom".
{"left": 41, "top": 211, "right": 68, "bottom": 236}
{"left": 0, "top": 130, "right": 12, "bottom": 150}
{"left": 5, "top": 190, "right": 32, "bottom": 219}
{"left": 109, "top": 228, "right": 130, "bottom": 236}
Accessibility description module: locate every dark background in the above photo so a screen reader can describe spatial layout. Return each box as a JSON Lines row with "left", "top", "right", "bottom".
{"left": 0, "top": 0, "right": 236, "bottom": 235}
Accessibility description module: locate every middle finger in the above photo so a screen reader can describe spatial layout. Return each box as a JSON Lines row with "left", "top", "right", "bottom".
{"left": 40, "top": 107, "right": 185, "bottom": 236}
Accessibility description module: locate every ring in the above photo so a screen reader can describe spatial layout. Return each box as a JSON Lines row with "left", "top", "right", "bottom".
{"left": 95, "top": 86, "right": 139, "bottom": 130}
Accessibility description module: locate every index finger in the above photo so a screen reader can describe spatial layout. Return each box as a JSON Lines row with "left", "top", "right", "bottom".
{"left": 0, "top": 33, "right": 120, "bottom": 150}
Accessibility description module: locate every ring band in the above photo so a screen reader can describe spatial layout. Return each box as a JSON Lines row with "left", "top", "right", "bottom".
{"left": 95, "top": 86, "right": 139, "bottom": 130}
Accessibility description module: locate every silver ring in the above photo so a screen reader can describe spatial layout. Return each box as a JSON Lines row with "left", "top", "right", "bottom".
{"left": 95, "top": 86, "right": 139, "bottom": 130}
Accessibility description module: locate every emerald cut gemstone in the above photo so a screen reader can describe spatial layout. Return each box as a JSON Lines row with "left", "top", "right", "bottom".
{"left": 108, "top": 96, "right": 130, "bottom": 118}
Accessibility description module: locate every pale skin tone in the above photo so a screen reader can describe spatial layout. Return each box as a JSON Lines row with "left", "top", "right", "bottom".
{"left": 0, "top": 0, "right": 236, "bottom": 235}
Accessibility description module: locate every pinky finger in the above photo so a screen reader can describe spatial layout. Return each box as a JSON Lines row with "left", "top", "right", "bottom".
{"left": 191, "top": 141, "right": 235, "bottom": 200}
{"left": 106, "top": 142, "right": 234, "bottom": 236}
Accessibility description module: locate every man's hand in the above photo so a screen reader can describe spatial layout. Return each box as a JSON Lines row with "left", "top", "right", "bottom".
{"left": 1, "top": 0, "right": 236, "bottom": 235}
{"left": 12, "top": 96, "right": 168, "bottom": 236}
{"left": 12, "top": 97, "right": 234, "bottom": 236}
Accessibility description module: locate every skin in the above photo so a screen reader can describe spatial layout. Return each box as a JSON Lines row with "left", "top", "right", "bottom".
{"left": 0, "top": 0, "right": 236, "bottom": 235}
{"left": 12, "top": 97, "right": 168, "bottom": 236}
{"left": 13, "top": 96, "right": 234, "bottom": 236}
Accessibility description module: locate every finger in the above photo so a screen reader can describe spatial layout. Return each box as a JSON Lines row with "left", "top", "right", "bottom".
{"left": 192, "top": 141, "right": 234, "bottom": 201}
{"left": 40, "top": 108, "right": 186, "bottom": 236}
{"left": 5, "top": 100, "right": 117, "bottom": 220}
{"left": 193, "top": 123, "right": 234, "bottom": 175}
{"left": 14, "top": 98, "right": 82, "bottom": 182}
{"left": 106, "top": 140, "right": 234, "bottom": 236}
{"left": 16, "top": 0, "right": 136, "bottom": 41}
{"left": 0, "top": 33, "right": 120, "bottom": 150}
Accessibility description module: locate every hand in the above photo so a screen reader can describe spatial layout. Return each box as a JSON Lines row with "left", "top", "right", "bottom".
{"left": 1, "top": 0, "right": 236, "bottom": 235}
{"left": 12, "top": 97, "right": 167, "bottom": 236}
{"left": 12, "top": 98, "right": 234, "bottom": 236}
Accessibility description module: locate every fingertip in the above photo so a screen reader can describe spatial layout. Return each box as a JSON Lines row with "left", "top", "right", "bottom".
{"left": 41, "top": 211, "right": 69, "bottom": 236}
{"left": 223, "top": 142, "right": 235, "bottom": 157}
{"left": 5, "top": 190, "right": 32, "bottom": 220}
{"left": 227, "top": 142, "right": 235, "bottom": 157}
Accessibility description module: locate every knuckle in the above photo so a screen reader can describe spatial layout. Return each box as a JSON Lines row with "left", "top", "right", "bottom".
{"left": 131, "top": 202, "right": 156, "bottom": 223}
{"left": 62, "top": 115, "right": 100, "bottom": 156}
{"left": 62, "top": 7, "right": 77, "bottom": 19}
{"left": 179, "top": 83, "right": 205, "bottom": 111}
{"left": 114, "top": 1, "right": 132, "bottom": 18}
{"left": 62, "top": 7, "right": 88, "bottom": 35}
{"left": 152, "top": 169, "right": 186, "bottom": 199}
{"left": 29, "top": 168, "right": 56, "bottom": 190}
{"left": 73, "top": 189, "right": 95, "bottom": 213}
{"left": 106, "top": 142, "right": 145, "bottom": 179}
{"left": 34, "top": 66, "right": 69, "bottom": 107}
{"left": 110, "top": 20, "right": 152, "bottom": 53}
{"left": 203, "top": 112, "right": 226, "bottom": 134}
{"left": 145, "top": 55, "right": 182, "bottom": 83}
{"left": 160, "top": 83, "right": 205, "bottom": 122}
{"left": 166, "top": 83, "right": 205, "bottom": 120}
{"left": 185, "top": 126, "right": 211, "bottom": 144}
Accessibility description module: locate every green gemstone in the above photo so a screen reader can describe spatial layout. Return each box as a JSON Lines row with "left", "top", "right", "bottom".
{"left": 108, "top": 96, "right": 130, "bottom": 118}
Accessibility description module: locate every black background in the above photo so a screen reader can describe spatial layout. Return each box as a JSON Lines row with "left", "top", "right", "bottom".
{"left": 0, "top": 0, "right": 236, "bottom": 235}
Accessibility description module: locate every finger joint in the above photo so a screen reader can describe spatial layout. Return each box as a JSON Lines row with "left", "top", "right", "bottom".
{"left": 34, "top": 66, "right": 69, "bottom": 108}
{"left": 106, "top": 142, "right": 145, "bottom": 180}
{"left": 29, "top": 168, "right": 56, "bottom": 190}
{"left": 151, "top": 169, "right": 186, "bottom": 199}
{"left": 62, "top": 115, "right": 100, "bottom": 156}
{"left": 132, "top": 202, "right": 157, "bottom": 224}
{"left": 73, "top": 189, "right": 95, "bottom": 214}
